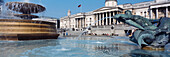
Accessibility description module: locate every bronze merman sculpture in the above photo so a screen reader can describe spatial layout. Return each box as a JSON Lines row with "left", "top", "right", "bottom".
{"left": 114, "top": 10, "right": 170, "bottom": 50}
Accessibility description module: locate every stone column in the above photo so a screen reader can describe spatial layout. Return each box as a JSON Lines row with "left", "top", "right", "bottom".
{"left": 166, "top": 7, "right": 169, "bottom": 17}
{"left": 78, "top": 18, "right": 80, "bottom": 28}
{"left": 94, "top": 14, "right": 96, "bottom": 26}
{"left": 109, "top": 12, "right": 112, "bottom": 25}
{"left": 106, "top": 12, "right": 108, "bottom": 25}
{"left": 74, "top": 19, "right": 75, "bottom": 28}
{"left": 113, "top": 11, "right": 116, "bottom": 25}
{"left": 150, "top": 9, "right": 153, "bottom": 19}
{"left": 84, "top": 18, "right": 86, "bottom": 27}
{"left": 83, "top": 18, "right": 85, "bottom": 27}
{"left": 99, "top": 13, "right": 101, "bottom": 26}
{"left": 81, "top": 18, "right": 83, "bottom": 28}
{"left": 156, "top": 8, "right": 159, "bottom": 19}
{"left": 75, "top": 19, "right": 77, "bottom": 28}
{"left": 81, "top": 18, "right": 82, "bottom": 28}
{"left": 96, "top": 14, "right": 98, "bottom": 26}
{"left": 79, "top": 18, "right": 81, "bottom": 28}
{"left": 82, "top": 18, "right": 84, "bottom": 28}
{"left": 78, "top": 19, "right": 79, "bottom": 28}
{"left": 84, "top": 18, "right": 85, "bottom": 27}
{"left": 102, "top": 13, "right": 105, "bottom": 25}
{"left": 77, "top": 19, "right": 78, "bottom": 28}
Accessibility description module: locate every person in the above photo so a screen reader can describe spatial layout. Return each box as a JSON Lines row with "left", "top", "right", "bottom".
{"left": 66, "top": 32, "right": 68, "bottom": 36}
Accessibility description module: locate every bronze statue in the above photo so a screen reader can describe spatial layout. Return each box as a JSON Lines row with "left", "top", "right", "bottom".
{"left": 114, "top": 10, "right": 170, "bottom": 50}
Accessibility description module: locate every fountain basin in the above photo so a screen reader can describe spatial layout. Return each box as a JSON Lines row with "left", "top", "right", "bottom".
{"left": 0, "top": 19, "right": 59, "bottom": 41}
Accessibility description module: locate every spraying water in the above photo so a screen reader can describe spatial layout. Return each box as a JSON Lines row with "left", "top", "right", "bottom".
{"left": 77, "top": 16, "right": 115, "bottom": 38}
{"left": 0, "top": 0, "right": 22, "bottom": 19}
{"left": 23, "top": 0, "right": 30, "bottom": 2}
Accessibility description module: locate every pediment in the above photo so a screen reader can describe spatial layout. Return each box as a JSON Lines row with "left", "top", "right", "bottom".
{"left": 93, "top": 7, "right": 123, "bottom": 12}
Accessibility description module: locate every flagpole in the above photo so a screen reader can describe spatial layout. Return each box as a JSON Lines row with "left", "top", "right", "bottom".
{"left": 81, "top": 5, "right": 82, "bottom": 13}
{"left": 80, "top": 0, "right": 83, "bottom": 13}
{"left": 78, "top": 4, "right": 82, "bottom": 13}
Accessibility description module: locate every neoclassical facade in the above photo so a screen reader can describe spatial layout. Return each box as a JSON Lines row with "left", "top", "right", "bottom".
{"left": 60, "top": 0, "right": 170, "bottom": 30}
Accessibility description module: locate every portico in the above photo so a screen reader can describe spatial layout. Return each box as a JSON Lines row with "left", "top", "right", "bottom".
{"left": 150, "top": 3, "right": 170, "bottom": 19}
{"left": 75, "top": 17, "right": 85, "bottom": 28}
{"left": 93, "top": 7, "right": 122, "bottom": 26}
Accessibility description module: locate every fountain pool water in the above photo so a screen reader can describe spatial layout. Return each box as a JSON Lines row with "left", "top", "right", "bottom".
{"left": 0, "top": 36, "right": 169, "bottom": 57}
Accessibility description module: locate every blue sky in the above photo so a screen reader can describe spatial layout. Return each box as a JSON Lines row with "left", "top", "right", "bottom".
{"left": 6, "top": 0, "right": 153, "bottom": 18}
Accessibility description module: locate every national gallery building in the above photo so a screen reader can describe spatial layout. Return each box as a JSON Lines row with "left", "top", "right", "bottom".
{"left": 60, "top": 0, "right": 170, "bottom": 32}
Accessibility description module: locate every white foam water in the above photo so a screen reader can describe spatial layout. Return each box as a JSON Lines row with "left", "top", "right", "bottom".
{"left": 56, "top": 48, "right": 71, "bottom": 51}
{"left": 92, "top": 41, "right": 105, "bottom": 44}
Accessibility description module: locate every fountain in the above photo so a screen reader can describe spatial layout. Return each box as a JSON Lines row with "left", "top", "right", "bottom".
{"left": 0, "top": 0, "right": 59, "bottom": 41}
{"left": 114, "top": 10, "right": 170, "bottom": 50}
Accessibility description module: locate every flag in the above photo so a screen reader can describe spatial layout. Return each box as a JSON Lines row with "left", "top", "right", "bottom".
{"left": 78, "top": 4, "right": 81, "bottom": 8}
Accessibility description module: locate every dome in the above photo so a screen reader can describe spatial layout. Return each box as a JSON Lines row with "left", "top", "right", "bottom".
{"left": 105, "top": 0, "right": 117, "bottom": 7}
{"left": 105, "top": 0, "right": 117, "bottom": 2}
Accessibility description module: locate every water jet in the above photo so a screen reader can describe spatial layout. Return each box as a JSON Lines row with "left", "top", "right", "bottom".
{"left": 0, "top": 0, "right": 59, "bottom": 41}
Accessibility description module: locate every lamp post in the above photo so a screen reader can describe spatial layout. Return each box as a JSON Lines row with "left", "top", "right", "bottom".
{"left": 111, "top": 25, "right": 114, "bottom": 29}
{"left": 144, "top": 11, "right": 146, "bottom": 18}
{"left": 111, "top": 25, "right": 115, "bottom": 36}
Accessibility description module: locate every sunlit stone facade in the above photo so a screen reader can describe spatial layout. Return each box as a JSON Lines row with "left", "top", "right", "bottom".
{"left": 60, "top": 0, "right": 170, "bottom": 30}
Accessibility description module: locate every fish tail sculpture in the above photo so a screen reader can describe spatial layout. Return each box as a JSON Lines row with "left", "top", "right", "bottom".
{"left": 114, "top": 10, "right": 170, "bottom": 50}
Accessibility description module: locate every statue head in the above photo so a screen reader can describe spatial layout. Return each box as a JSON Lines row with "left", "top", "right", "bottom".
{"left": 125, "top": 10, "right": 132, "bottom": 15}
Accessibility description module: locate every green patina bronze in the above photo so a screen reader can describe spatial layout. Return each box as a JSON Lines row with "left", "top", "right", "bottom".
{"left": 114, "top": 10, "right": 170, "bottom": 48}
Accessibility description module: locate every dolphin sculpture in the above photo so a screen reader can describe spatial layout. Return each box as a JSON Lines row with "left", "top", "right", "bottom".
{"left": 114, "top": 10, "right": 170, "bottom": 49}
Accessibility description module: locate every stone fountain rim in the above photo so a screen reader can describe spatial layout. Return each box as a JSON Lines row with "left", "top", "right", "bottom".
{"left": 0, "top": 19, "right": 56, "bottom": 25}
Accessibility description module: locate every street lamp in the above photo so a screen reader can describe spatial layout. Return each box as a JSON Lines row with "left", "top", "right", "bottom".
{"left": 111, "top": 25, "right": 114, "bottom": 29}
{"left": 144, "top": 11, "right": 146, "bottom": 17}
{"left": 88, "top": 27, "right": 91, "bottom": 30}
